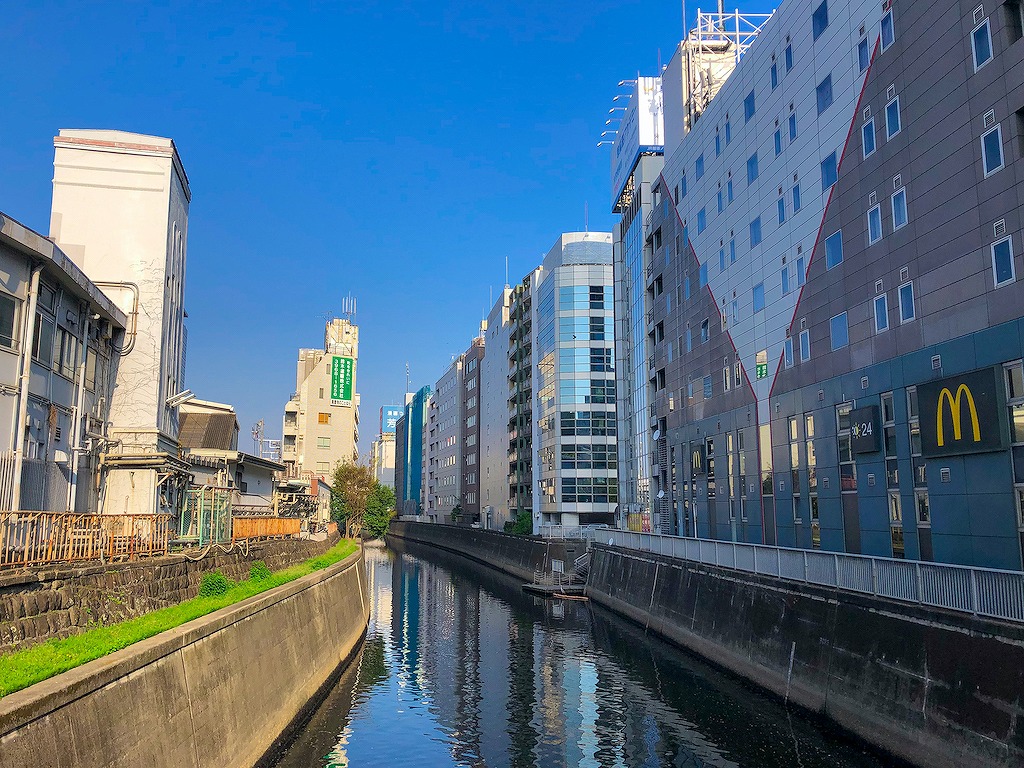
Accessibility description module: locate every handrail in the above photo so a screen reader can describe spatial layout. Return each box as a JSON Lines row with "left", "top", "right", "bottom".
{"left": 598, "top": 530, "right": 1024, "bottom": 624}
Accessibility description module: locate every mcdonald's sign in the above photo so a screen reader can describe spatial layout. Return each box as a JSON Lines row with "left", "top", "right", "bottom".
{"left": 919, "top": 368, "right": 1005, "bottom": 457}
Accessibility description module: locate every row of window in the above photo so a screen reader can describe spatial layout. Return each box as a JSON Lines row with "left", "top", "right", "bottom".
{"left": 558, "top": 315, "right": 614, "bottom": 342}
{"left": 561, "top": 443, "right": 617, "bottom": 470}
{"left": 561, "top": 477, "right": 618, "bottom": 504}
{"left": 559, "top": 347, "right": 614, "bottom": 373}
{"left": 560, "top": 410, "right": 617, "bottom": 437}
{"left": 559, "top": 378, "right": 616, "bottom": 405}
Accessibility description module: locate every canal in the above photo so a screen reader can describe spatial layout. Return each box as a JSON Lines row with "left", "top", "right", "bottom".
{"left": 271, "top": 539, "right": 895, "bottom": 768}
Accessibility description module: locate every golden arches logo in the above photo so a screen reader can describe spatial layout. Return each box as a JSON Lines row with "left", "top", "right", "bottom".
{"left": 936, "top": 384, "right": 981, "bottom": 447}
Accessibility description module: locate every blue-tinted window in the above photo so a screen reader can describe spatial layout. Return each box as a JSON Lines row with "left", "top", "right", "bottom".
{"left": 813, "top": 2, "right": 829, "bottom": 40}
{"left": 874, "top": 294, "right": 889, "bottom": 332}
{"left": 719, "top": 248, "right": 726, "bottom": 271}
{"left": 881, "top": 11, "right": 895, "bottom": 51}
{"left": 699, "top": 263, "right": 708, "bottom": 288}
{"left": 892, "top": 188, "right": 908, "bottom": 230}
{"left": 778, "top": 197, "right": 786, "bottom": 224}
{"left": 868, "top": 206, "right": 882, "bottom": 244}
{"left": 681, "top": 173, "right": 687, "bottom": 197}
{"left": 886, "top": 97, "right": 901, "bottom": 138}
{"left": 972, "top": 19, "right": 992, "bottom": 69}
{"left": 744, "top": 90, "right": 756, "bottom": 122}
{"left": 717, "top": 189, "right": 724, "bottom": 213}
{"left": 785, "top": 44, "right": 793, "bottom": 71}
{"left": 727, "top": 179, "right": 734, "bottom": 203}
{"left": 697, "top": 207, "right": 707, "bottom": 234}
{"left": 782, "top": 265, "right": 791, "bottom": 294}
{"left": 701, "top": 318, "right": 710, "bottom": 343}
{"left": 821, "top": 151, "right": 838, "bottom": 191}
{"left": 696, "top": 154, "right": 705, "bottom": 180}
{"left": 799, "top": 329, "right": 810, "bottom": 361}
{"left": 747, "top": 153, "right": 759, "bottom": 183}
{"left": 830, "top": 312, "right": 849, "bottom": 350}
{"left": 753, "top": 283, "right": 765, "bottom": 313}
{"left": 898, "top": 282, "right": 915, "bottom": 322}
{"left": 789, "top": 113, "right": 797, "bottom": 141}
{"left": 729, "top": 239, "right": 736, "bottom": 264}
{"left": 684, "top": 277, "right": 691, "bottom": 300}
{"left": 816, "top": 74, "right": 833, "bottom": 115}
{"left": 793, "top": 183, "right": 801, "bottom": 212}
{"left": 774, "top": 129, "right": 782, "bottom": 156}
{"left": 993, "top": 238, "right": 1015, "bottom": 286}
{"left": 858, "top": 38, "right": 870, "bottom": 72}
{"left": 703, "top": 375, "right": 713, "bottom": 399}
{"left": 686, "top": 328, "right": 692, "bottom": 352}
{"left": 825, "top": 230, "right": 843, "bottom": 268}
{"left": 796, "top": 257, "right": 805, "bottom": 286}
{"left": 715, "top": 133, "right": 721, "bottom": 156}
{"left": 862, "top": 119, "right": 876, "bottom": 157}
{"left": 784, "top": 337, "right": 794, "bottom": 368}
{"left": 771, "top": 62, "right": 778, "bottom": 89}
{"left": 750, "top": 217, "right": 762, "bottom": 246}
{"left": 725, "top": 120, "right": 732, "bottom": 144}
{"left": 982, "top": 125, "right": 1004, "bottom": 176}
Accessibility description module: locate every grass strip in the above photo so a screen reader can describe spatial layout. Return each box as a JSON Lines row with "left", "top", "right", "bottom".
{"left": 0, "top": 538, "right": 359, "bottom": 699}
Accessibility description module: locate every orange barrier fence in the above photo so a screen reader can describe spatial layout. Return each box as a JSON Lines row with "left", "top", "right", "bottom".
{"left": 232, "top": 516, "right": 301, "bottom": 540}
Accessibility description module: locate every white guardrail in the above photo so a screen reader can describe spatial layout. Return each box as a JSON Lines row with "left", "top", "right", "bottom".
{"left": 592, "top": 530, "right": 1024, "bottom": 624}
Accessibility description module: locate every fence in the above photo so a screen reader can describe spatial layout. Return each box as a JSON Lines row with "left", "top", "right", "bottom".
{"left": 537, "top": 524, "right": 608, "bottom": 541}
{"left": 600, "top": 530, "right": 1024, "bottom": 624}
{"left": 0, "top": 511, "right": 171, "bottom": 568}
{"left": 232, "top": 516, "right": 301, "bottom": 540}
{"left": 179, "top": 487, "right": 232, "bottom": 547}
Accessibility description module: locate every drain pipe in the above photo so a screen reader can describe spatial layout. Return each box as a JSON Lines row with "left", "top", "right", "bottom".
{"left": 11, "top": 265, "right": 43, "bottom": 511}
{"left": 67, "top": 309, "right": 91, "bottom": 512}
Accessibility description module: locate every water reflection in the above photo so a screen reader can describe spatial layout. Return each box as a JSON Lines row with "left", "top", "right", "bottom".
{"left": 271, "top": 540, "right": 894, "bottom": 768}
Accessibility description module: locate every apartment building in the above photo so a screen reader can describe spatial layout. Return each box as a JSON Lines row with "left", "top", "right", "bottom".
{"left": 480, "top": 287, "right": 513, "bottom": 529}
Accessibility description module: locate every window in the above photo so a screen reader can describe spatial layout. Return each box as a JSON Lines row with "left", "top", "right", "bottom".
{"left": 747, "top": 153, "right": 759, "bottom": 183}
{"left": 993, "top": 237, "right": 1016, "bottom": 286}
{"left": 799, "top": 329, "right": 811, "bottom": 362}
{"left": 318, "top": 412, "right": 331, "bottom": 424}
{"left": 915, "top": 490, "right": 930, "bottom": 525}
{"left": 782, "top": 265, "right": 791, "bottom": 294}
{"left": 729, "top": 239, "right": 736, "bottom": 263}
{"left": 824, "top": 230, "right": 843, "bottom": 269}
{"left": 898, "top": 281, "right": 915, "bottom": 323}
{"left": 703, "top": 376, "right": 713, "bottom": 399}
{"left": 701, "top": 318, "right": 710, "bottom": 343}
{"left": 867, "top": 205, "right": 883, "bottom": 244}
{"left": 785, "top": 43, "right": 793, "bottom": 71}
{"left": 718, "top": 189, "right": 724, "bottom": 213}
{"left": 0, "top": 294, "right": 18, "bottom": 351}
{"left": 684, "top": 276, "right": 691, "bottom": 300}
{"left": 862, "top": 119, "right": 876, "bottom": 158}
{"left": 784, "top": 337, "right": 794, "bottom": 368}
{"left": 771, "top": 62, "right": 778, "bottom": 89}
{"left": 681, "top": 173, "right": 688, "bottom": 197}
{"left": 715, "top": 133, "right": 721, "bottom": 156}
{"left": 795, "top": 257, "right": 805, "bottom": 286}
{"left": 821, "top": 152, "right": 838, "bottom": 191}
{"left": 778, "top": 197, "right": 786, "bottom": 224}
{"left": 812, "top": 1, "right": 829, "bottom": 39}
{"left": 719, "top": 247, "right": 726, "bottom": 271}
{"left": 750, "top": 217, "right": 762, "bottom": 246}
{"left": 316, "top": 462, "right": 331, "bottom": 474}
{"left": 317, "top": 436, "right": 331, "bottom": 449}
{"left": 725, "top": 120, "right": 732, "bottom": 144}
{"left": 982, "top": 124, "right": 1004, "bottom": 176}
{"left": 32, "top": 313, "right": 55, "bottom": 366}
{"left": 697, "top": 207, "right": 707, "bottom": 234}
{"left": 774, "top": 129, "right": 783, "bottom": 156}
{"left": 744, "top": 90, "right": 756, "bottom": 122}
{"left": 874, "top": 294, "right": 889, "bottom": 332}
{"left": 793, "top": 183, "right": 801, "bottom": 212}
{"left": 727, "top": 178, "right": 734, "bottom": 203}
{"left": 696, "top": 154, "right": 705, "bottom": 180}
{"left": 885, "top": 97, "right": 901, "bottom": 139}
{"left": 723, "top": 366, "right": 732, "bottom": 391}
{"left": 830, "top": 312, "right": 849, "bottom": 350}
{"left": 816, "top": 74, "right": 833, "bottom": 114}
{"left": 881, "top": 10, "right": 895, "bottom": 51}
{"left": 753, "top": 283, "right": 766, "bottom": 313}
{"left": 1006, "top": 361, "right": 1024, "bottom": 444}
{"left": 858, "top": 37, "right": 870, "bottom": 72}
{"left": 699, "top": 263, "right": 708, "bottom": 288}
{"left": 734, "top": 361, "right": 742, "bottom": 388}
{"left": 891, "top": 187, "right": 908, "bottom": 230}
{"left": 972, "top": 18, "right": 993, "bottom": 70}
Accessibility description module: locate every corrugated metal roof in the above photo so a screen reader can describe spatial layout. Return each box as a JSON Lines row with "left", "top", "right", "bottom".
{"left": 178, "top": 411, "right": 238, "bottom": 450}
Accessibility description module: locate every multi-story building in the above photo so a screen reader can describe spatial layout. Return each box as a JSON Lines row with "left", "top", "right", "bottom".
{"left": 507, "top": 271, "right": 537, "bottom": 527}
{"left": 282, "top": 318, "right": 360, "bottom": 480}
{"left": 638, "top": 0, "right": 1024, "bottom": 570}
{"left": 370, "top": 405, "right": 402, "bottom": 489}
{"left": 480, "top": 287, "right": 513, "bottom": 529}
{"left": 532, "top": 232, "right": 618, "bottom": 529}
{"left": 428, "top": 358, "right": 463, "bottom": 520}
{"left": 461, "top": 336, "right": 485, "bottom": 523}
{"left": 397, "top": 385, "right": 431, "bottom": 516}
{"left": 610, "top": 76, "right": 666, "bottom": 533}
{"left": 49, "top": 129, "right": 193, "bottom": 517}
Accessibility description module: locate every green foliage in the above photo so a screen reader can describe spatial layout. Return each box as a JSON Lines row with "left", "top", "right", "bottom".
{"left": 331, "top": 461, "right": 378, "bottom": 537}
{"left": 249, "top": 561, "right": 272, "bottom": 582}
{"left": 198, "top": 570, "right": 233, "bottom": 597}
{"left": 0, "top": 539, "right": 359, "bottom": 698}
{"left": 507, "top": 510, "right": 533, "bottom": 535}
{"left": 364, "top": 483, "right": 396, "bottom": 538}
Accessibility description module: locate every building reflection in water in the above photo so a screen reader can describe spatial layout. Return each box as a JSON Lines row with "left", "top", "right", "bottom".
{"left": 272, "top": 541, "right": 891, "bottom": 768}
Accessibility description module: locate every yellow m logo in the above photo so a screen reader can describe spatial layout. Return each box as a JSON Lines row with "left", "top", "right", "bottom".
{"left": 936, "top": 384, "right": 981, "bottom": 447}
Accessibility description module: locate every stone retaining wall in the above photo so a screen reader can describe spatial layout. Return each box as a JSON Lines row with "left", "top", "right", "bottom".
{"left": 0, "top": 546, "right": 368, "bottom": 768}
{"left": 0, "top": 535, "right": 339, "bottom": 652}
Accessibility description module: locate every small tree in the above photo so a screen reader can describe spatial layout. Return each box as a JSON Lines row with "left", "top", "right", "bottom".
{"left": 364, "top": 483, "right": 397, "bottom": 538}
{"left": 450, "top": 503, "right": 462, "bottom": 524}
{"left": 330, "top": 461, "right": 377, "bottom": 538}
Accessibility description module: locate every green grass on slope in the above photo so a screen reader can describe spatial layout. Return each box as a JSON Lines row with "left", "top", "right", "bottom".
{"left": 0, "top": 539, "right": 359, "bottom": 699}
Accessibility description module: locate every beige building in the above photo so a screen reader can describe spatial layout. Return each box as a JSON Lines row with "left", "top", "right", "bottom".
{"left": 48, "top": 129, "right": 191, "bottom": 517}
{"left": 282, "top": 318, "right": 360, "bottom": 480}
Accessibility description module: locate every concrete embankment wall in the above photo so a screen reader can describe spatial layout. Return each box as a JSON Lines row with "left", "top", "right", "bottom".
{"left": 588, "top": 544, "right": 1024, "bottom": 768}
{"left": 0, "top": 546, "right": 369, "bottom": 768}
{"left": 388, "top": 521, "right": 585, "bottom": 582}
{"left": 0, "top": 534, "right": 341, "bottom": 652}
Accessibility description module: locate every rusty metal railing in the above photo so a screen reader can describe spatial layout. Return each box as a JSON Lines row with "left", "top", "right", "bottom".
{"left": 0, "top": 511, "right": 171, "bottom": 569}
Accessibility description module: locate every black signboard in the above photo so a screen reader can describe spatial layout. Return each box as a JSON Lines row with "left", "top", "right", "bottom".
{"left": 919, "top": 367, "right": 1006, "bottom": 458}
{"left": 850, "top": 405, "right": 881, "bottom": 453}
{"left": 690, "top": 444, "right": 706, "bottom": 476}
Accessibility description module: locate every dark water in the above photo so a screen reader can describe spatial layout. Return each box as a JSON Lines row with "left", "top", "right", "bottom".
{"left": 271, "top": 541, "right": 897, "bottom": 768}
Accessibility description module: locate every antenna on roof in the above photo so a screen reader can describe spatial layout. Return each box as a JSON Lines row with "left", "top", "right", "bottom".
{"left": 341, "top": 294, "right": 356, "bottom": 321}
{"left": 406, "top": 362, "right": 411, "bottom": 394}
{"left": 585, "top": 201, "right": 589, "bottom": 233}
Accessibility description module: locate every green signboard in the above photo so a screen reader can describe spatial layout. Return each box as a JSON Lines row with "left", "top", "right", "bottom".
{"left": 756, "top": 362, "right": 768, "bottom": 380}
{"left": 330, "top": 356, "right": 354, "bottom": 406}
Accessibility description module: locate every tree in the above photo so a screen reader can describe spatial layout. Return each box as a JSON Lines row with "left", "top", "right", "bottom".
{"left": 364, "top": 483, "right": 396, "bottom": 538}
{"left": 330, "top": 461, "right": 377, "bottom": 538}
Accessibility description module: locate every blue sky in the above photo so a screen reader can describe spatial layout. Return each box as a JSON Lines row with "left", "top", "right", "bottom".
{"left": 0, "top": 1, "right": 767, "bottom": 455}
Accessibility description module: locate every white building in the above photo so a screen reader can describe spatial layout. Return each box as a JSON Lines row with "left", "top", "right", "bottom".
{"left": 427, "top": 358, "right": 463, "bottom": 520}
{"left": 480, "top": 287, "right": 512, "bottom": 529}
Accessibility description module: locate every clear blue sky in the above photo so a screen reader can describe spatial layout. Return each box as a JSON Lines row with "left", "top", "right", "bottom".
{"left": 0, "top": 1, "right": 768, "bottom": 455}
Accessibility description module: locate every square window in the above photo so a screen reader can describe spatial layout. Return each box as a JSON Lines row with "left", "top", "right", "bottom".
{"left": 891, "top": 188, "right": 908, "bottom": 230}
{"left": 886, "top": 96, "right": 901, "bottom": 139}
{"left": 785, "top": 44, "right": 793, "bottom": 71}
{"left": 775, "top": 129, "right": 783, "bottom": 156}
{"left": 972, "top": 18, "right": 993, "bottom": 70}
{"left": 318, "top": 412, "right": 330, "bottom": 424}
{"left": 830, "top": 312, "right": 849, "bottom": 350}
{"left": 816, "top": 74, "right": 833, "bottom": 115}
{"left": 747, "top": 153, "right": 759, "bottom": 183}
{"left": 784, "top": 337, "right": 794, "bottom": 368}
{"left": 778, "top": 197, "right": 786, "bottom": 224}
{"left": 813, "top": 1, "right": 829, "bottom": 39}
{"left": 874, "top": 294, "right": 889, "bottom": 332}
{"left": 821, "top": 151, "right": 838, "bottom": 190}
{"left": 750, "top": 216, "right": 762, "bottom": 246}
{"left": 867, "top": 205, "right": 883, "bottom": 244}
{"left": 793, "top": 183, "right": 801, "bottom": 212}
{"left": 881, "top": 10, "right": 895, "bottom": 51}
{"left": 753, "top": 283, "right": 766, "bottom": 313}
{"left": 824, "top": 230, "right": 843, "bottom": 269}
{"left": 898, "top": 281, "right": 915, "bottom": 323}
{"left": 696, "top": 154, "right": 705, "bottom": 180}
{"left": 862, "top": 119, "right": 876, "bottom": 158}
{"left": 993, "top": 237, "right": 1016, "bottom": 286}
{"left": 744, "top": 90, "right": 756, "bottom": 122}
{"left": 858, "top": 38, "right": 870, "bottom": 72}
{"left": 799, "top": 329, "right": 811, "bottom": 362}
{"left": 982, "top": 124, "right": 1004, "bottom": 176}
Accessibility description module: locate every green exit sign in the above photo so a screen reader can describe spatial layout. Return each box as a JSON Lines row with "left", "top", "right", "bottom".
{"left": 756, "top": 362, "right": 768, "bottom": 380}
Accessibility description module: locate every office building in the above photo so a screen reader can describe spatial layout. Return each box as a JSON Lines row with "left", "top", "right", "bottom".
{"left": 371, "top": 405, "right": 402, "bottom": 488}
{"left": 480, "top": 287, "right": 513, "bottom": 529}
{"left": 427, "top": 357, "right": 463, "bottom": 520}
{"left": 397, "top": 385, "right": 431, "bottom": 516}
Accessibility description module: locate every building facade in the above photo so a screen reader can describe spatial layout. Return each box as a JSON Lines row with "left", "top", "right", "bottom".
{"left": 507, "top": 271, "right": 537, "bottom": 527}
{"left": 461, "top": 336, "right": 485, "bottom": 523}
{"left": 397, "top": 385, "right": 431, "bottom": 515}
{"left": 638, "top": 0, "right": 1024, "bottom": 570}
{"left": 427, "top": 358, "right": 464, "bottom": 520}
{"left": 371, "top": 405, "right": 402, "bottom": 489}
{"left": 282, "top": 318, "right": 360, "bottom": 480}
{"left": 480, "top": 287, "right": 513, "bottom": 529}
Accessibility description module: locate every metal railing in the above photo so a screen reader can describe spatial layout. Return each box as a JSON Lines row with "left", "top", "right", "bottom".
{"left": 0, "top": 511, "right": 171, "bottom": 568}
{"left": 600, "top": 530, "right": 1024, "bottom": 624}
{"left": 537, "top": 524, "right": 609, "bottom": 541}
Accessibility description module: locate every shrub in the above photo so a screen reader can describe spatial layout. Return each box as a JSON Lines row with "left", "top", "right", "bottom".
{"left": 249, "top": 561, "right": 272, "bottom": 582}
{"left": 198, "top": 570, "right": 233, "bottom": 597}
